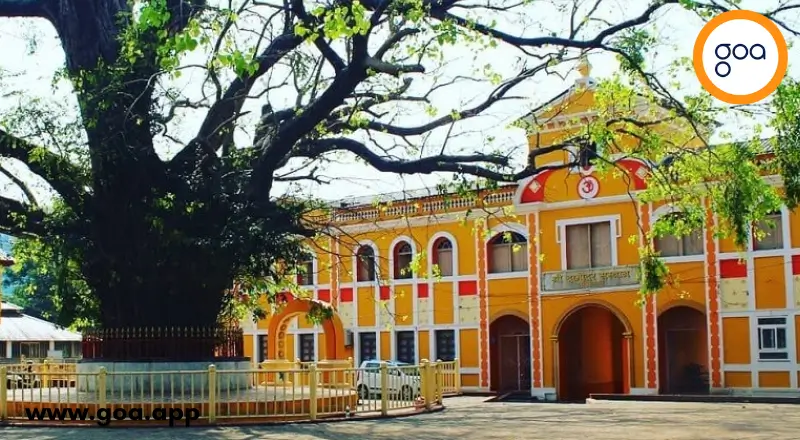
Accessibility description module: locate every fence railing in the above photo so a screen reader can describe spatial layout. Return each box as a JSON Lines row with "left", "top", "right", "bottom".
{"left": 0, "top": 358, "right": 460, "bottom": 424}
{"left": 81, "top": 326, "right": 244, "bottom": 361}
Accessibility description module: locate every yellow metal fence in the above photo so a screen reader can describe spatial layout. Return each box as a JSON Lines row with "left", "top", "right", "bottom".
{"left": 0, "top": 358, "right": 461, "bottom": 424}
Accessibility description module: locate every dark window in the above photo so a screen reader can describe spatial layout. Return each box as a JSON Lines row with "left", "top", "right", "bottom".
{"left": 396, "top": 331, "right": 416, "bottom": 364}
{"left": 258, "top": 335, "right": 268, "bottom": 362}
{"left": 54, "top": 341, "right": 74, "bottom": 358}
{"left": 359, "top": 332, "right": 378, "bottom": 365}
{"left": 299, "top": 334, "right": 315, "bottom": 362}
{"left": 394, "top": 242, "right": 414, "bottom": 279}
{"left": 435, "top": 330, "right": 457, "bottom": 361}
{"left": 356, "top": 246, "right": 376, "bottom": 281}
{"left": 757, "top": 317, "right": 788, "bottom": 361}
{"left": 0, "top": 341, "right": 5, "bottom": 358}
{"left": 297, "top": 259, "right": 314, "bottom": 286}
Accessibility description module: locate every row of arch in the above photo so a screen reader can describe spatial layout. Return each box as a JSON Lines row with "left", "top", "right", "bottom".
{"left": 297, "top": 227, "right": 534, "bottom": 286}
{"left": 353, "top": 230, "right": 532, "bottom": 281}
{"left": 490, "top": 301, "right": 709, "bottom": 400}
{"left": 266, "top": 295, "right": 709, "bottom": 400}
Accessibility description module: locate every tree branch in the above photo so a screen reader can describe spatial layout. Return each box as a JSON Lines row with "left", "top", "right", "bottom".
{"left": 0, "top": 194, "right": 45, "bottom": 238}
{"left": 0, "top": 164, "right": 38, "bottom": 207}
{"left": 0, "top": 0, "right": 47, "bottom": 17}
{"left": 364, "top": 57, "right": 425, "bottom": 76}
{"left": 429, "top": 0, "right": 676, "bottom": 50}
{"left": 175, "top": 32, "right": 304, "bottom": 165}
{"left": 291, "top": 137, "right": 574, "bottom": 182}
{"left": 0, "top": 129, "right": 87, "bottom": 209}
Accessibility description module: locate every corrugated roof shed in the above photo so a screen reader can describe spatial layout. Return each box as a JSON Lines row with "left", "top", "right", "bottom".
{"left": 0, "top": 302, "right": 81, "bottom": 342}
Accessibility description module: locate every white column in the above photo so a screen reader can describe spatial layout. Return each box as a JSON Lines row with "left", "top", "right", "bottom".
{"left": 5, "top": 341, "right": 12, "bottom": 358}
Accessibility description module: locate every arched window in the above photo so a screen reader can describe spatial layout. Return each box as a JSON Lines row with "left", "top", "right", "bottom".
{"left": 432, "top": 238, "right": 454, "bottom": 277}
{"left": 393, "top": 242, "right": 414, "bottom": 279}
{"left": 653, "top": 213, "right": 704, "bottom": 257}
{"left": 297, "top": 256, "right": 314, "bottom": 286}
{"left": 488, "top": 232, "right": 528, "bottom": 273}
{"left": 356, "top": 246, "right": 376, "bottom": 282}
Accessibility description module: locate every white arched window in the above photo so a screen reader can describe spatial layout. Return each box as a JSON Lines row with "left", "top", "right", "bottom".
{"left": 488, "top": 232, "right": 528, "bottom": 273}
{"left": 432, "top": 237, "right": 454, "bottom": 277}
{"left": 393, "top": 241, "right": 414, "bottom": 279}
{"left": 356, "top": 245, "right": 376, "bottom": 282}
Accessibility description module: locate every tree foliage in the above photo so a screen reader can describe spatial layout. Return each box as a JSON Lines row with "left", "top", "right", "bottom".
{"left": 0, "top": 0, "right": 797, "bottom": 329}
{"left": 2, "top": 235, "right": 96, "bottom": 329}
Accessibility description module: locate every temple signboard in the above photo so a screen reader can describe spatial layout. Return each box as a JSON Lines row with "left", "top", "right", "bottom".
{"left": 541, "top": 265, "right": 641, "bottom": 293}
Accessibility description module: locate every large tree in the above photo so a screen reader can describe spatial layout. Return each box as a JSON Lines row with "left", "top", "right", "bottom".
{"left": 0, "top": 0, "right": 798, "bottom": 331}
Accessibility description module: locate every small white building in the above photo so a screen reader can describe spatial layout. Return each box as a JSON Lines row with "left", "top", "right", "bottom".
{"left": 0, "top": 302, "right": 82, "bottom": 360}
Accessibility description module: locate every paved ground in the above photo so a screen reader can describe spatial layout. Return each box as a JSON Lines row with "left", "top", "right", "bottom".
{"left": 1, "top": 396, "right": 798, "bottom": 439}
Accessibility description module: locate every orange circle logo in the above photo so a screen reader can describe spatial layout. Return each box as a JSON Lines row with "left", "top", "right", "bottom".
{"left": 693, "top": 10, "right": 788, "bottom": 105}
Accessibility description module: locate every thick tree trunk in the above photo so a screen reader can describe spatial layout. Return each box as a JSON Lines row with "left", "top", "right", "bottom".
{"left": 81, "top": 201, "right": 234, "bottom": 329}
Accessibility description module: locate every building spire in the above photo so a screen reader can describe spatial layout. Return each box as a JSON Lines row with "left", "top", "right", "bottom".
{"left": 577, "top": 54, "right": 591, "bottom": 78}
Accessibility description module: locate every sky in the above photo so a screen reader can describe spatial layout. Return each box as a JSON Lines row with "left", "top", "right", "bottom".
{"left": 0, "top": 0, "right": 799, "bottom": 204}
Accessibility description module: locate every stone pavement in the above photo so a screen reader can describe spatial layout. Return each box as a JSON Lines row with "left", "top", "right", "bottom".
{"left": 1, "top": 396, "right": 798, "bottom": 439}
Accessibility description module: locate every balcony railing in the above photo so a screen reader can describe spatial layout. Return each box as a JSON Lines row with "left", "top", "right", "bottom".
{"left": 541, "top": 264, "right": 641, "bottom": 293}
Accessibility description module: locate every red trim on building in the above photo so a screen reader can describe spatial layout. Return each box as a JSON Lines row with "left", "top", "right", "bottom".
{"left": 379, "top": 286, "right": 391, "bottom": 300}
{"left": 317, "top": 289, "right": 331, "bottom": 302}
{"left": 458, "top": 280, "right": 478, "bottom": 296}
{"left": 719, "top": 259, "right": 747, "bottom": 278}
{"left": 519, "top": 169, "right": 555, "bottom": 203}
{"left": 339, "top": 287, "right": 354, "bottom": 302}
{"left": 792, "top": 255, "right": 800, "bottom": 275}
{"left": 616, "top": 158, "right": 649, "bottom": 190}
{"left": 417, "top": 283, "right": 429, "bottom": 299}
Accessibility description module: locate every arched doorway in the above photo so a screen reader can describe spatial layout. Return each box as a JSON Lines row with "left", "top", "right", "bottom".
{"left": 657, "top": 305, "right": 709, "bottom": 394}
{"left": 267, "top": 299, "right": 346, "bottom": 360}
{"left": 489, "top": 314, "right": 531, "bottom": 392}
{"left": 556, "top": 304, "right": 630, "bottom": 402}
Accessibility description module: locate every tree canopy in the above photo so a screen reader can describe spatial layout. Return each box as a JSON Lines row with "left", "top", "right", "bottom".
{"left": 0, "top": 0, "right": 798, "bottom": 330}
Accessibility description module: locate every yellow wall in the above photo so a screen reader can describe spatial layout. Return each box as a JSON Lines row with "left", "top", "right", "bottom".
{"left": 433, "top": 283, "right": 454, "bottom": 324}
{"left": 487, "top": 278, "right": 528, "bottom": 322}
{"left": 722, "top": 317, "right": 750, "bottom": 364}
{"left": 754, "top": 256, "right": 786, "bottom": 309}
{"left": 460, "top": 329, "right": 479, "bottom": 368}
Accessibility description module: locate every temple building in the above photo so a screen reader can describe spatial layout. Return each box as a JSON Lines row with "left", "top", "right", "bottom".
{"left": 242, "top": 59, "right": 799, "bottom": 399}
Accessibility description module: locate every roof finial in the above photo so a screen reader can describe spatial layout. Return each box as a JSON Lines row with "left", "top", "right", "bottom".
{"left": 577, "top": 54, "right": 591, "bottom": 78}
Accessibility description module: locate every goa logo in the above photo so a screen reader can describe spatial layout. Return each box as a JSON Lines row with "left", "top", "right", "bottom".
{"left": 693, "top": 10, "right": 788, "bottom": 105}
{"left": 713, "top": 43, "right": 767, "bottom": 78}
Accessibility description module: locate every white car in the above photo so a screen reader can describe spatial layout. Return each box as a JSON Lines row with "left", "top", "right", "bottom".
{"left": 356, "top": 360, "right": 421, "bottom": 400}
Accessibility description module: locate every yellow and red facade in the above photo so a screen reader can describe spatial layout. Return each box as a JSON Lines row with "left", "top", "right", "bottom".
{"left": 242, "top": 64, "right": 800, "bottom": 399}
